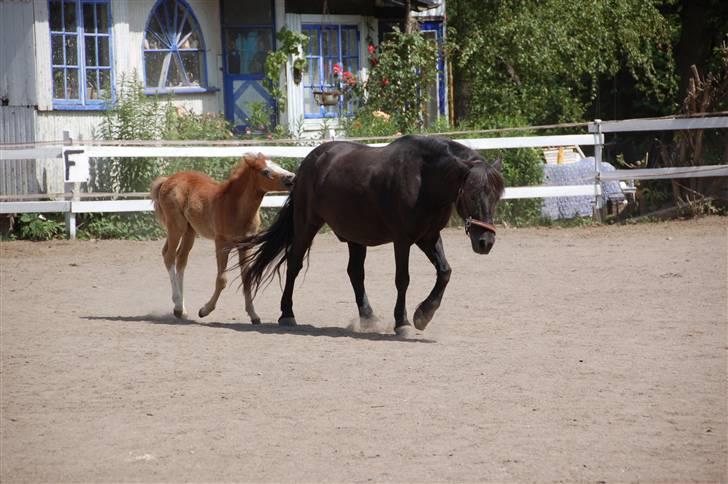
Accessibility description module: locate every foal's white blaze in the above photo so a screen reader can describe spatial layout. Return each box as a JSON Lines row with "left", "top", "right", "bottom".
{"left": 266, "top": 159, "right": 293, "bottom": 178}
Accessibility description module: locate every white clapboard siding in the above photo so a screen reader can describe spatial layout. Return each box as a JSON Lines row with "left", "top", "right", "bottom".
{"left": 0, "top": 107, "right": 40, "bottom": 196}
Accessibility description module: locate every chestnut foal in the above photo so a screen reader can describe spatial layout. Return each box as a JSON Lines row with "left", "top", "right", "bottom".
{"left": 151, "top": 153, "right": 295, "bottom": 321}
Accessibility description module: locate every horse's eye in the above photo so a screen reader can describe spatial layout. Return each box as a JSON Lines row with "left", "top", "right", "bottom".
{"left": 261, "top": 168, "right": 272, "bottom": 178}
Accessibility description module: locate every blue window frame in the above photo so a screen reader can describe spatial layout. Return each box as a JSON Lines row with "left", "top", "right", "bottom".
{"left": 302, "top": 24, "right": 359, "bottom": 118}
{"left": 49, "top": 0, "right": 114, "bottom": 109}
{"left": 143, "top": 0, "right": 207, "bottom": 93}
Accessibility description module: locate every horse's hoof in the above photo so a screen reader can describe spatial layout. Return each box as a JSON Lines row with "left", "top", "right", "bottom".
{"left": 251, "top": 317, "right": 261, "bottom": 325}
{"left": 174, "top": 308, "right": 187, "bottom": 319}
{"left": 395, "top": 325, "right": 417, "bottom": 339}
{"left": 278, "top": 316, "right": 297, "bottom": 327}
{"left": 413, "top": 305, "right": 433, "bottom": 331}
{"left": 198, "top": 307, "right": 210, "bottom": 318}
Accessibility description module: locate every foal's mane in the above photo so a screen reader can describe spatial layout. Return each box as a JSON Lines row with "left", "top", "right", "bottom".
{"left": 228, "top": 157, "right": 253, "bottom": 181}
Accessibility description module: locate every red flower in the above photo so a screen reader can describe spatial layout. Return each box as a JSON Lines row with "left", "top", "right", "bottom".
{"left": 332, "top": 63, "right": 343, "bottom": 75}
{"left": 368, "top": 44, "right": 376, "bottom": 54}
{"left": 382, "top": 78, "right": 390, "bottom": 87}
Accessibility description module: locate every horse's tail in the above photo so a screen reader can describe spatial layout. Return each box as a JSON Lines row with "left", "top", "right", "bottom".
{"left": 150, "top": 176, "right": 168, "bottom": 227}
{"left": 240, "top": 195, "right": 296, "bottom": 296}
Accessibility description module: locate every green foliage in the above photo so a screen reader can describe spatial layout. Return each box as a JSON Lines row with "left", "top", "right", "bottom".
{"left": 15, "top": 213, "right": 65, "bottom": 241}
{"left": 77, "top": 213, "right": 164, "bottom": 240}
{"left": 342, "top": 110, "right": 401, "bottom": 139}
{"left": 490, "top": 148, "right": 544, "bottom": 226}
{"left": 448, "top": 0, "right": 678, "bottom": 124}
{"left": 357, "top": 29, "right": 439, "bottom": 132}
{"left": 264, "top": 27, "right": 309, "bottom": 109}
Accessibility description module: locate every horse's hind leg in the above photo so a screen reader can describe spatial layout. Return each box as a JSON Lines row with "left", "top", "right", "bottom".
{"left": 199, "top": 239, "right": 230, "bottom": 318}
{"left": 237, "top": 247, "right": 261, "bottom": 324}
{"left": 347, "top": 242, "right": 376, "bottom": 324}
{"left": 413, "top": 235, "right": 451, "bottom": 331}
{"left": 173, "top": 225, "right": 196, "bottom": 319}
{"left": 279, "top": 222, "right": 321, "bottom": 326}
{"left": 162, "top": 229, "right": 186, "bottom": 318}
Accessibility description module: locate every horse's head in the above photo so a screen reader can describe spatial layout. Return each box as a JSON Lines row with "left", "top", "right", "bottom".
{"left": 244, "top": 153, "right": 295, "bottom": 192}
{"left": 455, "top": 158, "right": 504, "bottom": 254}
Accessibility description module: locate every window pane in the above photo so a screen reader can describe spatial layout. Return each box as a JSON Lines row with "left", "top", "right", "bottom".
{"left": 83, "top": 3, "right": 95, "bottom": 33}
{"left": 97, "top": 4, "right": 108, "bottom": 33}
{"left": 146, "top": 16, "right": 166, "bottom": 49}
{"left": 63, "top": 1, "right": 76, "bottom": 32}
{"left": 180, "top": 51, "right": 201, "bottom": 86}
{"left": 145, "top": 51, "right": 166, "bottom": 87}
{"left": 99, "top": 69, "right": 111, "bottom": 98}
{"left": 225, "top": 29, "right": 271, "bottom": 75}
{"left": 50, "top": 1, "right": 62, "bottom": 32}
{"left": 86, "top": 69, "right": 99, "bottom": 99}
{"left": 304, "top": 88, "right": 317, "bottom": 115}
{"left": 52, "top": 35, "right": 64, "bottom": 65}
{"left": 66, "top": 68, "right": 79, "bottom": 98}
{"left": 85, "top": 36, "right": 97, "bottom": 66}
{"left": 222, "top": 0, "right": 272, "bottom": 26}
{"left": 167, "top": 54, "right": 184, "bottom": 87}
{"left": 53, "top": 69, "right": 65, "bottom": 98}
{"left": 98, "top": 37, "right": 109, "bottom": 66}
{"left": 179, "top": 24, "right": 201, "bottom": 49}
{"left": 307, "top": 29, "right": 319, "bottom": 56}
{"left": 65, "top": 35, "right": 78, "bottom": 65}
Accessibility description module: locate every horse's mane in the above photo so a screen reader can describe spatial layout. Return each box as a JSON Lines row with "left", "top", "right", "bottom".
{"left": 228, "top": 157, "right": 252, "bottom": 181}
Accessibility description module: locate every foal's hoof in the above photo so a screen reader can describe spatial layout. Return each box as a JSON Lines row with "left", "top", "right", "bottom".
{"left": 395, "top": 325, "right": 417, "bottom": 339}
{"left": 173, "top": 308, "right": 187, "bottom": 319}
{"left": 278, "top": 316, "right": 297, "bottom": 327}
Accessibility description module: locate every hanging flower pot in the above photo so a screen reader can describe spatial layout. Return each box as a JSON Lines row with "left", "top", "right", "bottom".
{"left": 314, "top": 90, "right": 341, "bottom": 106}
{"left": 293, "top": 67, "right": 303, "bottom": 84}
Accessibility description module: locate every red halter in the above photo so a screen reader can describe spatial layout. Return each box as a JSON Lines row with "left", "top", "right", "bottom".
{"left": 464, "top": 217, "right": 496, "bottom": 235}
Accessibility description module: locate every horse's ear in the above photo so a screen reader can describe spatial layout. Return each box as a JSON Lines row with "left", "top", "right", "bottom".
{"left": 244, "top": 152, "right": 267, "bottom": 170}
{"left": 490, "top": 158, "right": 503, "bottom": 172}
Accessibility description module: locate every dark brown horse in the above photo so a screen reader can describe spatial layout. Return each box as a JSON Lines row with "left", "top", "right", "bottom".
{"left": 241, "top": 135, "right": 504, "bottom": 336}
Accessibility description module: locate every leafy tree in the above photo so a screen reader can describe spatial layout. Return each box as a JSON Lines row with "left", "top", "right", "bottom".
{"left": 448, "top": 0, "right": 678, "bottom": 125}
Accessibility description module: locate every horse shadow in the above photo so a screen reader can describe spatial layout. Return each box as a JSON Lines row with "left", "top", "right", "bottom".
{"left": 81, "top": 314, "right": 436, "bottom": 343}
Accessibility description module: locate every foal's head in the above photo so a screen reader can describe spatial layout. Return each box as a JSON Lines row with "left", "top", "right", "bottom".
{"left": 239, "top": 152, "right": 295, "bottom": 192}
{"left": 455, "top": 158, "right": 505, "bottom": 255}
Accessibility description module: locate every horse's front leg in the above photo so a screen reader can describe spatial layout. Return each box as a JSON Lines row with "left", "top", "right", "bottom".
{"left": 393, "top": 241, "right": 414, "bottom": 336}
{"left": 413, "top": 234, "right": 451, "bottom": 330}
{"left": 238, "top": 247, "right": 261, "bottom": 324}
{"left": 347, "top": 242, "right": 376, "bottom": 323}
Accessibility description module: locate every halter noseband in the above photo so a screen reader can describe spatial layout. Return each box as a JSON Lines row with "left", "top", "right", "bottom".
{"left": 465, "top": 217, "right": 497, "bottom": 235}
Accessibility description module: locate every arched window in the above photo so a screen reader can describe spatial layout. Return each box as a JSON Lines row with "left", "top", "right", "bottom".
{"left": 143, "top": 0, "right": 206, "bottom": 91}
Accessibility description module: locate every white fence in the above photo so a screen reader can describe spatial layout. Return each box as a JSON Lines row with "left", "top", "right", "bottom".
{"left": 1, "top": 115, "right": 727, "bottom": 238}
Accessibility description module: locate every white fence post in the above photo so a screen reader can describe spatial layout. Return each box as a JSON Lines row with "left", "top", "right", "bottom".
{"left": 592, "top": 119, "right": 604, "bottom": 221}
{"left": 61, "top": 131, "right": 79, "bottom": 240}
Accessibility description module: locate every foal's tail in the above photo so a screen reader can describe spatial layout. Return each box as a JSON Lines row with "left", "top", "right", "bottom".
{"left": 150, "top": 176, "right": 168, "bottom": 227}
{"left": 240, "top": 196, "right": 296, "bottom": 296}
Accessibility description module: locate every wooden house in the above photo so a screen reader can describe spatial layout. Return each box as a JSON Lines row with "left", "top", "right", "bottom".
{"left": 0, "top": 0, "right": 447, "bottom": 195}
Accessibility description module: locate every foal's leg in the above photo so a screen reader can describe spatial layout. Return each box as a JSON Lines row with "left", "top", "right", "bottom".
{"left": 198, "top": 239, "right": 230, "bottom": 318}
{"left": 393, "top": 241, "right": 414, "bottom": 336}
{"left": 279, "top": 223, "right": 321, "bottom": 326}
{"left": 173, "top": 225, "right": 196, "bottom": 320}
{"left": 237, "top": 247, "right": 261, "bottom": 324}
{"left": 347, "top": 242, "right": 375, "bottom": 322}
{"left": 413, "top": 235, "right": 451, "bottom": 331}
{"left": 162, "top": 229, "right": 185, "bottom": 318}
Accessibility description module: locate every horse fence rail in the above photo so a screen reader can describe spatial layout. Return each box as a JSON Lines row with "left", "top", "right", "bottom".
{"left": 1, "top": 115, "right": 726, "bottom": 238}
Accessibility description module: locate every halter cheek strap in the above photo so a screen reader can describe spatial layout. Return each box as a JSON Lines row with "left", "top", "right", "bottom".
{"left": 465, "top": 217, "right": 497, "bottom": 235}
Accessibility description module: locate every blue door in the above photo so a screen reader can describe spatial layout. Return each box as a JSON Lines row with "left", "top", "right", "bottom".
{"left": 421, "top": 21, "right": 446, "bottom": 124}
{"left": 221, "top": 0, "right": 276, "bottom": 133}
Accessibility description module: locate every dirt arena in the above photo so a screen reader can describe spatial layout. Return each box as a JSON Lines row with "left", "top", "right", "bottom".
{"left": 1, "top": 217, "right": 726, "bottom": 483}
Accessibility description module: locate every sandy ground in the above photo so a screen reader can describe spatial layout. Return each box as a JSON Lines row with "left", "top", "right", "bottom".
{"left": 1, "top": 217, "right": 726, "bottom": 483}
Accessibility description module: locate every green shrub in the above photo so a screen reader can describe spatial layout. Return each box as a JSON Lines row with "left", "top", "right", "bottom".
{"left": 15, "top": 213, "right": 65, "bottom": 241}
